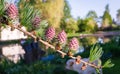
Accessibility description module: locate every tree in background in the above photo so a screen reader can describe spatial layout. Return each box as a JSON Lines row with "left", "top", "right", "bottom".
{"left": 77, "top": 10, "right": 98, "bottom": 33}
{"left": 86, "top": 10, "right": 98, "bottom": 19}
{"left": 116, "top": 9, "right": 120, "bottom": 25}
{"left": 86, "top": 10, "right": 98, "bottom": 32}
{"left": 60, "top": 0, "right": 73, "bottom": 33}
{"left": 62, "top": 0, "right": 71, "bottom": 19}
{"left": 34, "top": 0, "right": 64, "bottom": 30}
{"left": 101, "top": 4, "right": 112, "bottom": 30}
{"left": 60, "top": 0, "right": 79, "bottom": 33}
{"left": 78, "top": 18, "right": 97, "bottom": 33}
{"left": 65, "top": 18, "right": 79, "bottom": 33}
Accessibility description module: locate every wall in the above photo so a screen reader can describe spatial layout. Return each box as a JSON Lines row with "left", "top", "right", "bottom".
{"left": 0, "top": 26, "right": 27, "bottom": 41}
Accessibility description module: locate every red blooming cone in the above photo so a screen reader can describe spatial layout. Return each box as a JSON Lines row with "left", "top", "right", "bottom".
{"left": 32, "top": 16, "right": 41, "bottom": 28}
{"left": 45, "top": 27, "right": 55, "bottom": 41}
{"left": 57, "top": 30, "right": 67, "bottom": 44}
{"left": 69, "top": 37, "right": 79, "bottom": 51}
{"left": 6, "top": 3, "right": 18, "bottom": 19}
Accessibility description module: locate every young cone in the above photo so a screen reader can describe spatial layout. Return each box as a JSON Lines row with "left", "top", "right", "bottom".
{"left": 69, "top": 37, "right": 79, "bottom": 51}
{"left": 32, "top": 16, "right": 41, "bottom": 28}
{"left": 68, "top": 37, "right": 79, "bottom": 55}
{"left": 6, "top": 3, "right": 18, "bottom": 20}
{"left": 45, "top": 27, "right": 55, "bottom": 41}
{"left": 57, "top": 30, "right": 67, "bottom": 44}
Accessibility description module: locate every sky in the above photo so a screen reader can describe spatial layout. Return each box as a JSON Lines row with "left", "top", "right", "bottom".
{"left": 68, "top": 0, "right": 120, "bottom": 20}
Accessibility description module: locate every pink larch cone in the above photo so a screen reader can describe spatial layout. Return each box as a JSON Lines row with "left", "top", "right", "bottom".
{"left": 45, "top": 27, "right": 55, "bottom": 41}
{"left": 69, "top": 37, "right": 79, "bottom": 50}
{"left": 57, "top": 30, "right": 67, "bottom": 44}
{"left": 6, "top": 3, "right": 18, "bottom": 19}
{"left": 32, "top": 16, "right": 41, "bottom": 28}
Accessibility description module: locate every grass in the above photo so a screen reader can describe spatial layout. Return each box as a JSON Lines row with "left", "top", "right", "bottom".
{"left": 103, "top": 57, "right": 120, "bottom": 74}
{"left": 67, "top": 32, "right": 92, "bottom": 38}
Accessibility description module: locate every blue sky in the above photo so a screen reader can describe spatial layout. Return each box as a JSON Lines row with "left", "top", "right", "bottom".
{"left": 68, "top": 0, "right": 120, "bottom": 20}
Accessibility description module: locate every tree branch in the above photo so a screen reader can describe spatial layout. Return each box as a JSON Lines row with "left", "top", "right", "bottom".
{"left": 10, "top": 25, "right": 101, "bottom": 69}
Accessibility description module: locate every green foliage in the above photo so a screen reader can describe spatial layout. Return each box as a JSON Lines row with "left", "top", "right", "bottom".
{"left": 102, "top": 4, "right": 112, "bottom": 29}
{"left": 35, "top": 20, "right": 48, "bottom": 37}
{"left": 86, "top": 10, "right": 98, "bottom": 19}
{"left": 80, "top": 36, "right": 97, "bottom": 47}
{"left": 64, "top": 18, "right": 79, "bottom": 33}
{"left": 63, "top": 0, "right": 71, "bottom": 19}
{"left": 34, "top": 0, "right": 64, "bottom": 29}
{"left": 53, "top": 67, "right": 78, "bottom": 74}
{"left": 0, "top": 54, "right": 78, "bottom": 74}
{"left": 117, "top": 9, "right": 120, "bottom": 17}
{"left": 116, "top": 9, "right": 120, "bottom": 26}
{"left": 67, "top": 33, "right": 82, "bottom": 38}
{"left": 102, "top": 11, "right": 112, "bottom": 24}
{"left": 103, "top": 58, "right": 120, "bottom": 74}
{"left": 18, "top": 0, "right": 41, "bottom": 31}
{"left": 105, "top": 4, "right": 110, "bottom": 12}
{"left": 0, "top": 57, "right": 15, "bottom": 73}
{"left": 102, "top": 37, "right": 120, "bottom": 57}
{"left": 0, "top": 0, "right": 5, "bottom": 16}
{"left": 89, "top": 44, "right": 103, "bottom": 62}
{"left": 77, "top": 18, "right": 98, "bottom": 33}
{"left": 102, "top": 59, "right": 114, "bottom": 68}
{"left": 60, "top": 0, "right": 72, "bottom": 32}
{"left": 88, "top": 43, "right": 114, "bottom": 72}
{"left": 0, "top": 58, "right": 56, "bottom": 74}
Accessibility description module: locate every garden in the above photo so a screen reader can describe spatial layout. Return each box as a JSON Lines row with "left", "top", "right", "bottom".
{"left": 0, "top": 0, "right": 120, "bottom": 74}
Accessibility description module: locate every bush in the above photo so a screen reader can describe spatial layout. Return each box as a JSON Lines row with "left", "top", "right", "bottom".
{"left": 102, "top": 38, "right": 120, "bottom": 57}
